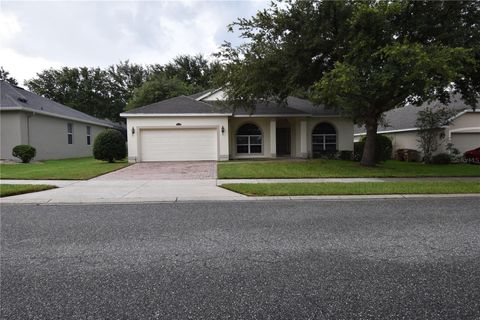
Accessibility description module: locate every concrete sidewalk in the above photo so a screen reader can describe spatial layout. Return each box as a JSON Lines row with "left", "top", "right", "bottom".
{"left": 1, "top": 176, "right": 479, "bottom": 205}
{"left": 0, "top": 179, "right": 246, "bottom": 204}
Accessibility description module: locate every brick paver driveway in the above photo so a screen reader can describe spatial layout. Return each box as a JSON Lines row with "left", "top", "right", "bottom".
{"left": 94, "top": 161, "right": 217, "bottom": 180}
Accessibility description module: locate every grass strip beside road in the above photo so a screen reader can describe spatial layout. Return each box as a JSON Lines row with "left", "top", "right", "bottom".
{"left": 221, "top": 181, "right": 480, "bottom": 196}
{"left": 218, "top": 160, "right": 480, "bottom": 179}
{"left": 0, "top": 157, "right": 129, "bottom": 180}
{"left": 0, "top": 184, "right": 56, "bottom": 197}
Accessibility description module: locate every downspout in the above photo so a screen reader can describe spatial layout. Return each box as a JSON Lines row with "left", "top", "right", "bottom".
{"left": 26, "top": 111, "right": 35, "bottom": 145}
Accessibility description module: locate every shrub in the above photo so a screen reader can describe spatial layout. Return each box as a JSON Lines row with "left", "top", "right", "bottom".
{"left": 354, "top": 135, "right": 393, "bottom": 162}
{"left": 353, "top": 142, "right": 364, "bottom": 161}
{"left": 432, "top": 153, "right": 451, "bottom": 165}
{"left": 339, "top": 150, "right": 353, "bottom": 161}
{"left": 312, "top": 150, "right": 338, "bottom": 160}
{"left": 12, "top": 145, "right": 36, "bottom": 163}
{"left": 93, "top": 129, "right": 126, "bottom": 163}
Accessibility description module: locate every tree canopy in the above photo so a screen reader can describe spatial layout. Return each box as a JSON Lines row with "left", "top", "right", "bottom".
{"left": 0, "top": 67, "right": 18, "bottom": 85}
{"left": 217, "top": 0, "right": 480, "bottom": 166}
{"left": 25, "top": 55, "right": 221, "bottom": 121}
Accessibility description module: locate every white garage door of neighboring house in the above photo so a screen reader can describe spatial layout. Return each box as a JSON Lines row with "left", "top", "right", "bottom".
{"left": 451, "top": 133, "right": 480, "bottom": 153}
{"left": 140, "top": 128, "right": 218, "bottom": 161}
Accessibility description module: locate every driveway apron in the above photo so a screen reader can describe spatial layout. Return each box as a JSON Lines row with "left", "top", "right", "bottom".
{"left": 93, "top": 161, "right": 217, "bottom": 180}
{"left": 0, "top": 162, "right": 245, "bottom": 203}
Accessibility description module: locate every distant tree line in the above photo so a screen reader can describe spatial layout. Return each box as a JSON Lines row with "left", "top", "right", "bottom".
{"left": 2, "top": 54, "right": 221, "bottom": 122}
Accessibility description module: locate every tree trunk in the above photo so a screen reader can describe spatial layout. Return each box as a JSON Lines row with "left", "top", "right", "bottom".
{"left": 360, "top": 118, "right": 378, "bottom": 167}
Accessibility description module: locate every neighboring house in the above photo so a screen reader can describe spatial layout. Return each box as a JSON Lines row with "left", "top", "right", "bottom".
{"left": 354, "top": 98, "right": 480, "bottom": 156}
{"left": 120, "top": 89, "right": 353, "bottom": 162}
{"left": 0, "top": 81, "right": 113, "bottom": 160}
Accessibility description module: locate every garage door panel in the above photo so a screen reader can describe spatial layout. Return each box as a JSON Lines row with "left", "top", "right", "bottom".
{"left": 140, "top": 129, "right": 217, "bottom": 161}
{"left": 451, "top": 133, "right": 480, "bottom": 153}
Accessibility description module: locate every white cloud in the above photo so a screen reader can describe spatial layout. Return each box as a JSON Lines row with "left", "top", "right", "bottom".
{"left": 0, "top": 47, "right": 62, "bottom": 84}
{"left": 0, "top": 0, "right": 269, "bottom": 83}
{"left": 0, "top": 11, "right": 21, "bottom": 44}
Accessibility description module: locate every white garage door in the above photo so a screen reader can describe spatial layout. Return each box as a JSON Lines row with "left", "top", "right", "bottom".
{"left": 140, "top": 128, "right": 218, "bottom": 161}
{"left": 451, "top": 133, "right": 480, "bottom": 153}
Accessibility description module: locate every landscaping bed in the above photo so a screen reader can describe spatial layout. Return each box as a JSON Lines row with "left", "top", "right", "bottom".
{"left": 0, "top": 157, "right": 129, "bottom": 180}
{"left": 218, "top": 160, "right": 480, "bottom": 179}
{"left": 222, "top": 181, "right": 480, "bottom": 196}
{"left": 0, "top": 184, "right": 56, "bottom": 197}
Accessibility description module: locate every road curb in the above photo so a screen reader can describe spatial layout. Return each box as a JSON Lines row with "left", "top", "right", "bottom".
{"left": 1, "top": 193, "right": 479, "bottom": 205}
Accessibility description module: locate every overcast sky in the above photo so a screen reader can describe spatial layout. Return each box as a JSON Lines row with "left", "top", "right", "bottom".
{"left": 0, "top": 0, "right": 269, "bottom": 84}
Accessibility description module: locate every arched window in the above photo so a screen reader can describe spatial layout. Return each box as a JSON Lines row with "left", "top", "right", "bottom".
{"left": 312, "top": 123, "right": 336, "bottom": 153}
{"left": 236, "top": 123, "right": 262, "bottom": 154}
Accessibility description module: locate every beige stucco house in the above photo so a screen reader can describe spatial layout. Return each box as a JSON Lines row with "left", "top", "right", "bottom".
{"left": 0, "top": 81, "right": 113, "bottom": 161}
{"left": 120, "top": 89, "right": 354, "bottom": 162}
{"left": 354, "top": 98, "right": 480, "bottom": 156}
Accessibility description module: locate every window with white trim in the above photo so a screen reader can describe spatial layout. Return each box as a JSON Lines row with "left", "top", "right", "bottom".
{"left": 312, "top": 123, "right": 336, "bottom": 152}
{"left": 67, "top": 123, "right": 73, "bottom": 144}
{"left": 236, "top": 123, "right": 262, "bottom": 154}
{"left": 86, "top": 126, "right": 91, "bottom": 145}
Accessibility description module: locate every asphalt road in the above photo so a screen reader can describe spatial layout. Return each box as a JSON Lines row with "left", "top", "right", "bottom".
{"left": 1, "top": 198, "right": 480, "bottom": 319}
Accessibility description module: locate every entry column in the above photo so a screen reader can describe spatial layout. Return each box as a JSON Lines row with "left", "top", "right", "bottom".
{"left": 270, "top": 119, "right": 276, "bottom": 157}
{"left": 300, "top": 120, "right": 308, "bottom": 158}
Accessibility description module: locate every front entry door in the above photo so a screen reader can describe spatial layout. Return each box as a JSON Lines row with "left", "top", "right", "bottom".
{"left": 276, "top": 128, "right": 291, "bottom": 156}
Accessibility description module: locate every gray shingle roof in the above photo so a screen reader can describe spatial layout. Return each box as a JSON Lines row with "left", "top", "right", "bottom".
{"left": 0, "top": 81, "right": 112, "bottom": 127}
{"left": 354, "top": 97, "right": 473, "bottom": 134}
{"left": 122, "top": 95, "right": 231, "bottom": 114}
{"left": 124, "top": 92, "right": 341, "bottom": 117}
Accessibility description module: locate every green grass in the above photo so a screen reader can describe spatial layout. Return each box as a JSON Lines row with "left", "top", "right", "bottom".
{"left": 0, "top": 184, "right": 56, "bottom": 197}
{"left": 218, "top": 160, "right": 480, "bottom": 179}
{"left": 222, "top": 181, "right": 480, "bottom": 196}
{"left": 0, "top": 157, "right": 129, "bottom": 180}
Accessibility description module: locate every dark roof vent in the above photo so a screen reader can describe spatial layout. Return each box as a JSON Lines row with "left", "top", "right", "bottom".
{"left": 17, "top": 97, "right": 28, "bottom": 103}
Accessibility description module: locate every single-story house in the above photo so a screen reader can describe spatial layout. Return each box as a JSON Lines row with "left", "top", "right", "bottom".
{"left": 354, "top": 98, "right": 480, "bottom": 156}
{"left": 0, "top": 81, "right": 114, "bottom": 161}
{"left": 120, "top": 89, "right": 354, "bottom": 162}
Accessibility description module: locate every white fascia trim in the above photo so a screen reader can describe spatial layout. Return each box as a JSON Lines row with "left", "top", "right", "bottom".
{"left": 354, "top": 125, "right": 452, "bottom": 136}
{"left": 232, "top": 114, "right": 307, "bottom": 118}
{"left": 354, "top": 128, "right": 420, "bottom": 136}
{"left": 196, "top": 88, "right": 222, "bottom": 101}
{"left": 1, "top": 107, "right": 113, "bottom": 127}
{"left": 447, "top": 108, "right": 480, "bottom": 122}
{"left": 120, "top": 113, "right": 232, "bottom": 117}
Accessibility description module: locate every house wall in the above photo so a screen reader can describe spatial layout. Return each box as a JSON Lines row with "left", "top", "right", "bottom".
{"left": 125, "top": 116, "right": 229, "bottom": 162}
{"left": 1, "top": 111, "right": 109, "bottom": 161}
{"left": 306, "top": 118, "right": 354, "bottom": 156}
{"left": 0, "top": 111, "right": 26, "bottom": 160}
{"left": 229, "top": 117, "right": 354, "bottom": 159}
{"left": 28, "top": 114, "right": 107, "bottom": 160}
{"left": 447, "top": 112, "right": 480, "bottom": 153}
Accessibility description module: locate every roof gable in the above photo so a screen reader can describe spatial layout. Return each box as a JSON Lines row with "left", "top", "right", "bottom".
{"left": 0, "top": 81, "right": 112, "bottom": 127}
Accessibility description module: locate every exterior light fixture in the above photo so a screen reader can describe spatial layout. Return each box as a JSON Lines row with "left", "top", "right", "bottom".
{"left": 131, "top": 127, "right": 135, "bottom": 135}
{"left": 221, "top": 126, "right": 225, "bottom": 134}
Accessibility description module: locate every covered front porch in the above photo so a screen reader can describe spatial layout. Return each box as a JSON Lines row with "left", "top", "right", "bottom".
{"left": 228, "top": 117, "right": 354, "bottom": 160}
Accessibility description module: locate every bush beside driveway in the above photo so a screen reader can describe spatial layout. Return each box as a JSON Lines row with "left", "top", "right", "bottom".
{"left": 0, "top": 157, "right": 129, "bottom": 180}
{"left": 218, "top": 159, "right": 480, "bottom": 179}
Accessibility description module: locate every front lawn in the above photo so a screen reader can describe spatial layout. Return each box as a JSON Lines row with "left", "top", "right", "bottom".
{"left": 218, "top": 160, "right": 480, "bottom": 179}
{"left": 0, "top": 184, "right": 56, "bottom": 197}
{"left": 222, "top": 181, "right": 480, "bottom": 196}
{"left": 0, "top": 157, "right": 129, "bottom": 180}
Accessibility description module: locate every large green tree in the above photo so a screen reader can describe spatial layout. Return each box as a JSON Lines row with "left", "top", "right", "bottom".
{"left": 125, "top": 74, "right": 195, "bottom": 110}
{"left": 25, "top": 55, "right": 222, "bottom": 121}
{"left": 25, "top": 67, "right": 116, "bottom": 120}
{"left": 218, "top": 0, "right": 479, "bottom": 166}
